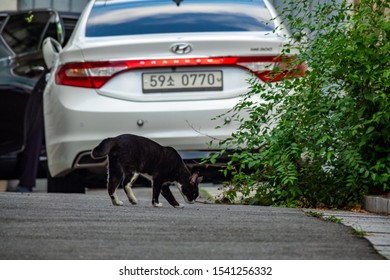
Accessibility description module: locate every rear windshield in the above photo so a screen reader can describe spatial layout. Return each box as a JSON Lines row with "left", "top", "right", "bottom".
{"left": 86, "top": 0, "right": 274, "bottom": 37}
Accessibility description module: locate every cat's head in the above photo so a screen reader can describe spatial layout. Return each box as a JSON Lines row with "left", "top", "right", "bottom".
{"left": 181, "top": 172, "right": 202, "bottom": 203}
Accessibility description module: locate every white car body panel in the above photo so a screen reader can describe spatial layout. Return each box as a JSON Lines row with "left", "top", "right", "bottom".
{"left": 44, "top": 0, "right": 289, "bottom": 177}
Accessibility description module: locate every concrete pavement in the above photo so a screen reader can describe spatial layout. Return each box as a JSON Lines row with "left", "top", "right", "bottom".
{"left": 0, "top": 179, "right": 389, "bottom": 259}
{"left": 203, "top": 183, "right": 390, "bottom": 259}
{"left": 310, "top": 209, "right": 390, "bottom": 259}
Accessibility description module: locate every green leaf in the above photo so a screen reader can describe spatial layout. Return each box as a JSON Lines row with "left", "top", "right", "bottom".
{"left": 366, "top": 126, "right": 375, "bottom": 134}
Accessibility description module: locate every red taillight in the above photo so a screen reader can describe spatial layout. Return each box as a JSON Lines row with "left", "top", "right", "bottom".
{"left": 236, "top": 56, "right": 307, "bottom": 82}
{"left": 55, "top": 61, "right": 128, "bottom": 88}
{"left": 55, "top": 56, "right": 306, "bottom": 89}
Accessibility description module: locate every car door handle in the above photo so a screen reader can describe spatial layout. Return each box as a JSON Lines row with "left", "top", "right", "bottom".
{"left": 31, "top": 66, "right": 46, "bottom": 73}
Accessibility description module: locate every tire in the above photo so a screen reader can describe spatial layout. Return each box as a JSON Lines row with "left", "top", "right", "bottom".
{"left": 47, "top": 170, "right": 85, "bottom": 193}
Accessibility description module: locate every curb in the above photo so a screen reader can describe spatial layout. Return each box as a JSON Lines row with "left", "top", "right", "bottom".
{"left": 364, "top": 195, "right": 390, "bottom": 215}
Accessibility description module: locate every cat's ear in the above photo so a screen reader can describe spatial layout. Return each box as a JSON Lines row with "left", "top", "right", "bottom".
{"left": 190, "top": 172, "right": 202, "bottom": 185}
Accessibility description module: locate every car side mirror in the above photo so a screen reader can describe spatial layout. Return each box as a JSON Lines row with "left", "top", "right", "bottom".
{"left": 42, "top": 37, "right": 62, "bottom": 69}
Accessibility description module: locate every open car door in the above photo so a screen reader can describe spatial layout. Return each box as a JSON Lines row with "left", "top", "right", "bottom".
{"left": 0, "top": 9, "right": 64, "bottom": 155}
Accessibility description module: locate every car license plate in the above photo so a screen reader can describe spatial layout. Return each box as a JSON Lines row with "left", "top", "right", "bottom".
{"left": 142, "top": 71, "right": 223, "bottom": 93}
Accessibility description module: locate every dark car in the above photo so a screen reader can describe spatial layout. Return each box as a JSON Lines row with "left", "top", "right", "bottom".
{"left": 0, "top": 9, "right": 79, "bottom": 181}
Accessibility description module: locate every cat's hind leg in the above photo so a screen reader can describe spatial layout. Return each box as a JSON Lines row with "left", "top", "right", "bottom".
{"left": 107, "top": 159, "right": 124, "bottom": 206}
{"left": 124, "top": 172, "right": 139, "bottom": 205}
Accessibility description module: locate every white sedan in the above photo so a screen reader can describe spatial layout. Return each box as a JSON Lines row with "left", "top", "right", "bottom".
{"left": 43, "top": 0, "right": 290, "bottom": 192}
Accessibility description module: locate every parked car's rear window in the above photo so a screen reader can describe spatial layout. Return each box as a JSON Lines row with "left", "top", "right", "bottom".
{"left": 86, "top": 0, "right": 274, "bottom": 37}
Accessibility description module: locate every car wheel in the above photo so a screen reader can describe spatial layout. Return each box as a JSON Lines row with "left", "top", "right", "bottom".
{"left": 47, "top": 170, "right": 85, "bottom": 193}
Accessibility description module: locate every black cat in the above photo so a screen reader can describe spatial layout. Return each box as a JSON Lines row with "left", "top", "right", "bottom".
{"left": 91, "top": 134, "right": 201, "bottom": 208}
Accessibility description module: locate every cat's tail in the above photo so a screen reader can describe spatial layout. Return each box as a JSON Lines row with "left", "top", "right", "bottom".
{"left": 91, "top": 138, "right": 114, "bottom": 159}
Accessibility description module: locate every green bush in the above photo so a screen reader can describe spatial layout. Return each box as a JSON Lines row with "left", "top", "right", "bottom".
{"left": 210, "top": 0, "right": 389, "bottom": 208}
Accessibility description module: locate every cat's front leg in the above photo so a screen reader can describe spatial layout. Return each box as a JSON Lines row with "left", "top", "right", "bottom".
{"left": 152, "top": 182, "right": 163, "bottom": 207}
{"left": 152, "top": 198, "right": 163, "bottom": 207}
{"left": 161, "top": 186, "right": 184, "bottom": 208}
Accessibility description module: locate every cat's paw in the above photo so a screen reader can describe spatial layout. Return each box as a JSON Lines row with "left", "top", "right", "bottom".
{"left": 126, "top": 189, "right": 138, "bottom": 205}
{"left": 112, "top": 200, "right": 124, "bottom": 206}
{"left": 128, "top": 198, "right": 138, "bottom": 205}
{"left": 174, "top": 204, "right": 184, "bottom": 209}
{"left": 153, "top": 202, "right": 163, "bottom": 208}
{"left": 130, "top": 200, "right": 138, "bottom": 205}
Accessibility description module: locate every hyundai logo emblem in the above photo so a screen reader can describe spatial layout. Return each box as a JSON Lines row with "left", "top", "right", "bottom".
{"left": 170, "top": 43, "right": 193, "bottom": 54}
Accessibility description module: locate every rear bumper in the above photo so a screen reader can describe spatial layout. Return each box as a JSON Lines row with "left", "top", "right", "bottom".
{"left": 44, "top": 85, "right": 241, "bottom": 177}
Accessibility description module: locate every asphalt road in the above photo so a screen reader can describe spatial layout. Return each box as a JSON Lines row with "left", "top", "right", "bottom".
{"left": 0, "top": 187, "right": 384, "bottom": 260}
